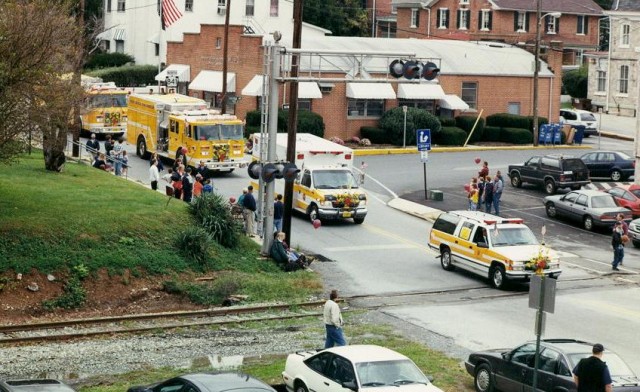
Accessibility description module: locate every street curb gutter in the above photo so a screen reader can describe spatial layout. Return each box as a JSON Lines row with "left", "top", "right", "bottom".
{"left": 599, "top": 130, "right": 634, "bottom": 141}
{"left": 387, "top": 197, "right": 442, "bottom": 223}
{"left": 354, "top": 144, "right": 591, "bottom": 156}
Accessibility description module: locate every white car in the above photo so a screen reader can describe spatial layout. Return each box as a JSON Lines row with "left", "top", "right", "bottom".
{"left": 559, "top": 109, "right": 598, "bottom": 136}
{"left": 282, "top": 345, "right": 444, "bottom": 392}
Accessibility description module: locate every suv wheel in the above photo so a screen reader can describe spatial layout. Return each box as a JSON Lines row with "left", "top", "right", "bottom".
{"left": 441, "top": 248, "right": 455, "bottom": 271}
{"left": 544, "top": 179, "right": 557, "bottom": 195}
{"left": 545, "top": 203, "right": 557, "bottom": 218}
{"left": 490, "top": 265, "right": 507, "bottom": 289}
{"left": 633, "top": 240, "right": 640, "bottom": 249}
{"left": 474, "top": 363, "right": 494, "bottom": 392}
{"left": 583, "top": 215, "right": 594, "bottom": 231}
{"left": 610, "top": 169, "right": 622, "bottom": 182}
{"left": 510, "top": 172, "right": 522, "bottom": 188}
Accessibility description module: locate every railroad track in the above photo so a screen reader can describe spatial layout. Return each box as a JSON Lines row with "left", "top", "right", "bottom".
{"left": 0, "top": 276, "right": 610, "bottom": 345}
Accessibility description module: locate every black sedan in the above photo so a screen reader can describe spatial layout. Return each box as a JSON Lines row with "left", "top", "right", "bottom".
{"left": 127, "top": 373, "right": 276, "bottom": 392}
{"left": 465, "top": 339, "right": 640, "bottom": 392}
{"left": 579, "top": 151, "right": 635, "bottom": 181}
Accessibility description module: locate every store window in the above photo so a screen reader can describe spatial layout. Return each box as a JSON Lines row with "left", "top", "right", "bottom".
{"left": 347, "top": 99, "right": 384, "bottom": 117}
{"left": 619, "top": 65, "right": 629, "bottom": 94}
{"left": 597, "top": 70, "right": 606, "bottom": 92}
{"left": 437, "top": 9, "right": 449, "bottom": 29}
{"left": 411, "top": 9, "right": 419, "bottom": 28}
{"left": 461, "top": 82, "right": 477, "bottom": 109}
{"left": 577, "top": 15, "right": 588, "bottom": 34}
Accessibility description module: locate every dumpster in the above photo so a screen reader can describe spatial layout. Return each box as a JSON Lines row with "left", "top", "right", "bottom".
{"left": 573, "top": 125, "right": 586, "bottom": 145}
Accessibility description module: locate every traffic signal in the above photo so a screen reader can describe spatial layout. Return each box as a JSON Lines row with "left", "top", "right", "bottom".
{"left": 281, "top": 163, "right": 300, "bottom": 183}
{"left": 247, "top": 161, "right": 261, "bottom": 180}
{"left": 261, "top": 163, "right": 280, "bottom": 183}
{"left": 273, "top": 162, "right": 286, "bottom": 179}
{"left": 389, "top": 60, "right": 440, "bottom": 80}
{"left": 422, "top": 62, "right": 440, "bottom": 81}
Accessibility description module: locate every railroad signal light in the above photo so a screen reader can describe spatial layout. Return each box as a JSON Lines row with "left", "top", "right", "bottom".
{"left": 389, "top": 60, "right": 405, "bottom": 78}
{"left": 389, "top": 59, "right": 440, "bottom": 80}
{"left": 247, "top": 161, "right": 262, "bottom": 180}
{"left": 274, "top": 162, "right": 286, "bottom": 179}
{"left": 282, "top": 163, "right": 300, "bottom": 183}
{"left": 403, "top": 61, "right": 422, "bottom": 80}
{"left": 422, "top": 62, "right": 440, "bottom": 81}
{"left": 261, "top": 163, "right": 280, "bottom": 183}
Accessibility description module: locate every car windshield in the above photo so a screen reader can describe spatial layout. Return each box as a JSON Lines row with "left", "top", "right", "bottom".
{"left": 591, "top": 195, "right": 618, "bottom": 208}
{"left": 489, "top": 227, "right": 539, "bottom": 247}
{"left": 313, "top": 170, "right": 359, "bottom": 189}
{"left": 356, "top": 359, "right": 429, "bottom": 387}
{"left": 195, "top": 124, "right": 244, "bottom": 140}
{"left": 580, "top": 113, "right": 597, "bottom": 121}
{"left": 219, "top": 124, "right": 244, "bottom": 140}
{"left": 568, "top": 353, "right": 635, "bottom": 377}
{"left": 88, "top": 94, "right": 127, "bottom": 108}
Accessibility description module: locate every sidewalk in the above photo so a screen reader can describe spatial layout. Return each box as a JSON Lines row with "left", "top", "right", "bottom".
{"left": 598, "top": 112, "right": 636, "bottom": 141}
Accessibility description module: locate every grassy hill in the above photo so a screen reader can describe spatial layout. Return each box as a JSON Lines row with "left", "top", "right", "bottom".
{"left": 0, "top": 153, "right": 321, "bottom": 312}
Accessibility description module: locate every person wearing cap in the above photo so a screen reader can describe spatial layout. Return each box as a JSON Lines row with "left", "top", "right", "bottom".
{"left": 323, "top": 290, "right": 346, "bottom": 348}
{"left": 572, "top": 343, "right": 612, "bottom": 392}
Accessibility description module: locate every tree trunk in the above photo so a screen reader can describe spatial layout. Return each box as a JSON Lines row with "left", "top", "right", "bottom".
{"left": 43, "top": 126, "right": 69, "bottom": 172}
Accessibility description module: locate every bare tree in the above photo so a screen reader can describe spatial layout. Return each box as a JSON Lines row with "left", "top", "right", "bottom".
{"left": 0, "top": 0, "right": 83, "bottom": 170}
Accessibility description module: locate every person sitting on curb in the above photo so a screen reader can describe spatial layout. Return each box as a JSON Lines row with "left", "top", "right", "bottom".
{"left": 270, "top": 232, "right": 310, "bottom": 271}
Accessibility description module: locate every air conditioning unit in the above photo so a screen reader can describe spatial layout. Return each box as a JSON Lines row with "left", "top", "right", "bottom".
{"left": 217, "top": 6, "right": 226, "bottom": 15}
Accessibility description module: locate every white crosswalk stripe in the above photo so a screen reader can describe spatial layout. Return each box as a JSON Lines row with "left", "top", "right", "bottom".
{"left": 583, "top": 181, "right": 630, "bottom": 191}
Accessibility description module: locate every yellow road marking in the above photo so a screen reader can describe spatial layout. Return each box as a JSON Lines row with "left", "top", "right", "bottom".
{"left": 363, "top": 224, "right": 435, "bottom": 254}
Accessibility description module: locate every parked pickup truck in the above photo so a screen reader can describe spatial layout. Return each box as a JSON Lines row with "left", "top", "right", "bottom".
{"left": 508, "top": 154, "right": 590, "bottom": 194}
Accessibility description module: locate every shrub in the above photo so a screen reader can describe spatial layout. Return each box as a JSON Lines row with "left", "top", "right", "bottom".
{"left": 189, "top": 193, "right": 241, "bottom": 248}
{"left": 42, "top": 264, "right": 89, "bottom": 310}
{"left": 455, "top": 115, "right": 485, "bottom": 143}
{"left": 379, "top": 107, "right": 441, "bottom": 146}
{"left": 434, "top": 126, "right": 467, "bottom": 146}
{"left": 84, "top": 52, "right": 135, "bottom": 70}
{"left": 360, "top": 126, "right": 389, "bottom": 144}
{"left": 359, "top": 138, "right": 371, "bottom": 146}
{"left": 244, "top": 125, "right": 260, "bottom": 139}
{"left": 525, "top": 116, "right": 549, "bottom": 134}
{"left": 500, "top": 127, "right": 533, "bottom": 144}
{"left": 330, "top": 136, "right": 345, "bottom": 145}
{"left": 483, "top": 126, "right": 502, "bottom": 142}
{"left": 439, "top": 117, "right": 456, "bottom": 127}
{"left": 86, "top": 65, "right": 157, "bottom": 87}
{"left": 486, "top": 113, "right": 531, "bottom": 130}
{"left": 175, "top": 226, "right": 213, "bottom": 264}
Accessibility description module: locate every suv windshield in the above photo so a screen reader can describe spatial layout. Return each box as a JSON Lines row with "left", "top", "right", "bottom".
{"left": 313, "top": 170, "right": 359, "bottom": 189}
{"left": 489, "top": 227, "right": 539, "bottom": 247}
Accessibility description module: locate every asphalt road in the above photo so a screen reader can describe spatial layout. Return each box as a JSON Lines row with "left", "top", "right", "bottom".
{"left": 83, "top": 134, "right": 640, "bottom": 374}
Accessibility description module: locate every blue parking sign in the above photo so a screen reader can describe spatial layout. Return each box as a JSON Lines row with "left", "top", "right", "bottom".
{"left": 417, "top": 129, "right": 431, "bottom": 151}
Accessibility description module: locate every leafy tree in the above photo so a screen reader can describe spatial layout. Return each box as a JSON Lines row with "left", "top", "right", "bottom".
{"left": 379, "top": 107, "right": 441, "bottom": 146}
{"left": 562, "top": 67, "right": 588, "bottom": 99}
{"left": 303, "top": 0, "right": 370, "bottom": 37}
{"left": 0, "top": 0, "right": 83, "bottom": 169}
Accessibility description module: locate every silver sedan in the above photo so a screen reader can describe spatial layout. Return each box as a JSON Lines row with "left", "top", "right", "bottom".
{"left": 544, "top": 189, "right": 632, "bottom": 231}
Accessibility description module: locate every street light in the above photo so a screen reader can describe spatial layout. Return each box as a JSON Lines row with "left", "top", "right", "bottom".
{"left": 532, "top": 4, "right": 561, "bottom": 147}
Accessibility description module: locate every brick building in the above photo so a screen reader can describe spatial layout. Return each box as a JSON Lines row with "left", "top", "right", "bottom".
{"left": 394, "top": 0, "right": 603, "bottom": 68}
{"left": 166, "top": 27, "right": 563, "bottom": 140}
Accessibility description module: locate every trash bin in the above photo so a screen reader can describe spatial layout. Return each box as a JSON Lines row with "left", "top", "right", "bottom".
{"left": 552, "top": 124, "right": 562, "bottom": 145}
{"left": 538, "top": 124, "right": 549, "bottom": 144}
{"left": 573, "top": 125, "right": 586, "bottom": 145}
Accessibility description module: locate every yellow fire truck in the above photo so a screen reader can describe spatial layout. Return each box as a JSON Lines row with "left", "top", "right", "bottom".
{"left": 126, "top": 93, "right": 247, "bottom": 171}
{"left": 80, "top": 82, "right": 128, "bottom": 136}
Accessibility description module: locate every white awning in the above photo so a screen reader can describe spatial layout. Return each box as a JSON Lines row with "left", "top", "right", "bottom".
{"left": 148, "top": 32, "right": 160, "bottom": 44}
{"left": 346, "top": 83, "right": 396, "bottom": 99}
{"left": 113, "top": 29, "right": 126, "bottom": 40}
{"left": 439, "top": 94, "right": 470, "bottom": 111}
{"left": 189, "top": 70, "right": 236, "bottom": 93}
{"left": 397, "top": 83, "right": 445, "bottom": 100}
{"left": 96, "top": 30, "right": 113, "bottom": 40}
{"left": 241, "top": 75, "right": 265, "bottom": 96}
{"left": 155, "top": 64, "right": 191, "bottom": 82}
{"left": 298, "top": 82, "right": 322, "bottom": 99}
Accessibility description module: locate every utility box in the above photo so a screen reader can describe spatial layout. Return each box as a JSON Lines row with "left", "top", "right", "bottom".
{"left": 430, "top": 190, "right": 444, "bottom": 201}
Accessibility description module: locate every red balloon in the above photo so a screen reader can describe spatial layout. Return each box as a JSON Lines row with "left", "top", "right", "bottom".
{"left": 181, "top": 147, "right": 188, "bottom": 155}
{"left": 474, "top": 157, "right": 481, "bottom": 164}
{"left": 464, "top": 184, "right": 470, "bottom": 192}
{"left": 312, "top": 219, "right": 321, "bottom": 229}
{"left": 229, "top": 197, "right": 236, "bottom": 204}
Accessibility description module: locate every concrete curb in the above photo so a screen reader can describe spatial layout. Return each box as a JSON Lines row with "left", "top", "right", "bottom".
{"left": 599, "top": 130, "right": 634, "bottom": 142}
{"left": 387, "top": 197, "right": 442, "bottom": 223}
{"left": 353, "top": 143, "right": 591, "bottom": 157}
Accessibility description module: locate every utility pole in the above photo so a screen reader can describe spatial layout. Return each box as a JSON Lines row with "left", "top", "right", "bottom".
{"left": 282, "top": 0, "right": 303, "bottom": 244}
{"left": 221, "top": 0, "right": 231, "bottom": 114}
{"left": 72, "top": 0, "right": 85, "bottom": 157}
{"left": 532, "top": 0, "right": 541, "bottom": 147}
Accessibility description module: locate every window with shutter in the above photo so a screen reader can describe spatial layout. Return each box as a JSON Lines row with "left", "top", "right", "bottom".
{"left": 457, "top": 10, "right": 461, "bottom": 29}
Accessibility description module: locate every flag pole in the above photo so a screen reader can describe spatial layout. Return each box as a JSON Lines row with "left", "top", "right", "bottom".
{"left": 158, "top": 0, "right": 163, "bottom": 91}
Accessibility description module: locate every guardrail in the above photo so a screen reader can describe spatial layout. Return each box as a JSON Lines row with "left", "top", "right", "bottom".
{"left": 65, "top": 138, "right": 128, "bottom": 180}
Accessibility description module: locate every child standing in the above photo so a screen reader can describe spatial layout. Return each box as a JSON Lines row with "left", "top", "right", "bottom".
{"left": 121, "top": 150, "right": 129, "bottom": 177}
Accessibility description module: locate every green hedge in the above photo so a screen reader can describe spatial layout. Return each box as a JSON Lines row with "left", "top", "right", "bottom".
{"left": 525, "top": 116, "right": 549, "bottom": 134}
{"left": 456, "top": 115, "right": 485, "bottom": 143}
{"left": 499, "top": 127, "right": 533, "bottom": 144}
{"left": 86, "top": 65, "right": 157, "bottom": 87}
{"left": 435, "top": 127, "right": 467, "bottom": 146}
{"left": 483, "top": 126, "right": 502, "bottom": 142}
{"left": 84, "top": 53, "right": 135, "bottom": 70}
{"left": 378, "top": 107, "right": 441, "bottom": 146}
{"left": 486, "top": 113, "right": 530, "bottom": 129}
{"left": 439, "top": 117, "right": 456, "bottom": 127}
{"left": 244, "top": 109, "right": 325, "bottom": 137}
{"left": 360, "top": 126, "right": 389, "bottom": 144}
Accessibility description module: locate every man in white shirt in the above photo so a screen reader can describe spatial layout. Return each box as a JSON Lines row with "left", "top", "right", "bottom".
{"left": 149, "top": 159, "right": 160, "bottom": 190}
{"left": 323, "top": 289, "right": 346, "bottom": 348}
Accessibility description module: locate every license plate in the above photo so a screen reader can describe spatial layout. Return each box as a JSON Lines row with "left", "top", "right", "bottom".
{"left": 342, "top": 212, "right": 352, "bottom": 218}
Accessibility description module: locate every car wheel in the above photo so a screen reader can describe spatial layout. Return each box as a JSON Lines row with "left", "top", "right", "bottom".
{"left": 308, "top": 205, "right": 319, "bottom": 222}
{"left": 474, "top": 363, "right": 494, "bottom": 392}
{"left": 441, "top": 248, "right": 455, "bottom": 271}
{"left": 490, "top": 265, "right": 507, "bottom": 289}
{"left": 633, "top": 240, "right": 640, "bottom": 249}
{"left": 583, "top": 215, "right": 594, "bottom": 231}
{"left": 610, "top": 169, "right": 622, "bottom": 182}
{"left": 544, "top": 179, "right": 557, "bottom": 195}
{"left": 136, "top": 136, "right": 150, "bottom": 160}
{"left": 510, "top": 172, "right": 522, "bottom": 188}
{"left": 545, "top": 203, "right": 557, "bottom": 218}
{"left": 294, "top": 381, "right": 308, "bottom": 392}
{"left": 353, "top": 216, "right": 365, "bottom": 224}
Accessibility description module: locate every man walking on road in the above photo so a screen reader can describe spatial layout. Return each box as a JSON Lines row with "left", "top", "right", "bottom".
{"left": 324, "top": 289, "right": 346, "bottom": 348}
{"left": 572, "top": 343, "right": 612, "bottom": 392}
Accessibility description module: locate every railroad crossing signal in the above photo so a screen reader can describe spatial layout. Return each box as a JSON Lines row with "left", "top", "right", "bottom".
{"left": 389, "top": 60, "right": 440, "bottom": 80}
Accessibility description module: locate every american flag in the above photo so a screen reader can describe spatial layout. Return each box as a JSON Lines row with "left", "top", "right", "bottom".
{"left": 160, "top": 0, "right": 182, "bottom": 30}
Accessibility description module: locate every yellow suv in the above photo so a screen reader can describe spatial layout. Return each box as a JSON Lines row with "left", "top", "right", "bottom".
{"left": 428, "top": 211, "right": 561, "bottom": 289}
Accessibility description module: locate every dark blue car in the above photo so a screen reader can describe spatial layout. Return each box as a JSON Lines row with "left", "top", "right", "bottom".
{"left": 579, "top": 151, "right": 635, "bottom": 181}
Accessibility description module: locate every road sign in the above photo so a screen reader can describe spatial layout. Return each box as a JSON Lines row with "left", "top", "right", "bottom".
{"left": 417, "top": 129, "right": 431, "bottom": 151}
{"left": 420, "top": 150, "right": 429, "bottom": 163}
{"left": 529, "top": 275, "right": 556, "bottom": 314}
{"left": 166, "top": 69, "right": 179, "bottom": 87}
